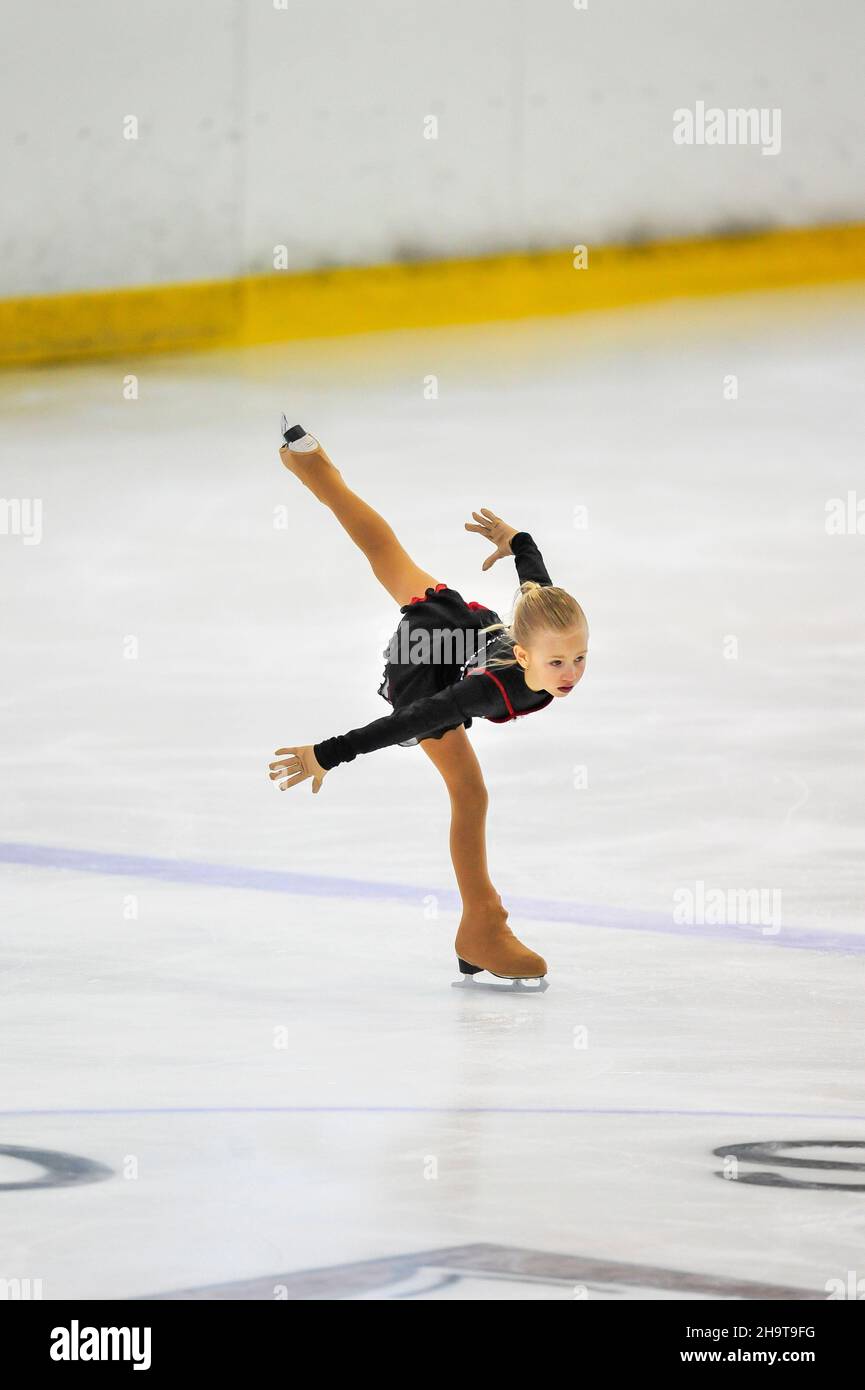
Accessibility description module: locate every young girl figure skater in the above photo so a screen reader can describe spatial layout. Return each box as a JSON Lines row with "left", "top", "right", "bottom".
{"left": 268, "top": 424, "right": 589, "bottom": 987}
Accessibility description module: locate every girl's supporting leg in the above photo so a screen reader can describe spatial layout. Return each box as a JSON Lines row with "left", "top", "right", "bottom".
{"left": 420, "top": 726, "right": 547, "bottom": 978}
{"left": 280, "top": 443, "right": 439, "bottom": 607}
{"left": 420, "top": 724, "right": 498, "bottom": 912}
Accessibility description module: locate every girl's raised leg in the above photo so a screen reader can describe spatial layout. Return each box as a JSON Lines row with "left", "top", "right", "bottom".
{"left": 419, "top": 726, "right": 547, "bottom": 979}
{"left": 280, "top": 441, "right": 439, "bottom": 607}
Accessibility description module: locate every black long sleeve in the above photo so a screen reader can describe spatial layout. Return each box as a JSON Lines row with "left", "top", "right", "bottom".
{"left": 510, "top": 531, "right": 552, "bottom": 587}
{"left": 314, "top": 673, "right": 507, "bottom": 771}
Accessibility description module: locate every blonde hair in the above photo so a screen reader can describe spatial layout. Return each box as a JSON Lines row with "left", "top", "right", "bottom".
{"left": 482, "top": 582, "right": 588, "bottom": 668}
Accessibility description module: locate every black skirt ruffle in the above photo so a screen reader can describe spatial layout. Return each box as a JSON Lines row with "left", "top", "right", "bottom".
{"left": 377, "top": 584, "right": 500, "bottom": 745}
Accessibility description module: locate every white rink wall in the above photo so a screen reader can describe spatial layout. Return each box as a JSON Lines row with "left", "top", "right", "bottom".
{"left": 4, "top": 0, "right": 865, "bottom": 298}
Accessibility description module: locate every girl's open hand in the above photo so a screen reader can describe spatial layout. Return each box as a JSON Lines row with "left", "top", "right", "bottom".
{"left": 269, "top": 745, "right": 327, "bottom": 795}
{"left": 464, "top": 508, "right": 520, "bottom": 572}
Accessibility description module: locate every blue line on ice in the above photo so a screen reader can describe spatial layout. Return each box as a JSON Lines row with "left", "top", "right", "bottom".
{"left": 1, "top": 840, "right": 862, "bottom": 955}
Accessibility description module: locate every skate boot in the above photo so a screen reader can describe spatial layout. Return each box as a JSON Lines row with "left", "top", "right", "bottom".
{"left": 279, "top": 418, "right": 341, "bottom": 488}
{"left": 280, "top": 418, "right": 322, "bottom": 457}
{"left": 452, "top": 902, "right": 549, "bottom": 993}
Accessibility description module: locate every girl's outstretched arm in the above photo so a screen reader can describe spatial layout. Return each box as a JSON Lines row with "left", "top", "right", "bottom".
{"left": 510, "top": 531, "right": 553, "bottom": 587}
{"left": 465, "top": 509, "right": 552, "bottom": 586}
{"left": 269, "top": 675, "right": 506, "bottom": 790}
{"left": 313, "top": 676, "right": 503, "bottom": 771}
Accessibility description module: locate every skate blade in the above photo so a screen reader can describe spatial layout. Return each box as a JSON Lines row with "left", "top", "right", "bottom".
{"left": 451, "top": 974, "right": 549, "bottom": 994}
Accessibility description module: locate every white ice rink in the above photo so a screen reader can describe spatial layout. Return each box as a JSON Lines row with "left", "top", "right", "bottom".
{"left": 2, "top": 283, "right": 864, "bottom": 1300}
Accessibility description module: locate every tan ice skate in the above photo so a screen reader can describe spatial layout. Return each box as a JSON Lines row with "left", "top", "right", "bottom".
{"left": 279, "top": 419, "right": 339, "bottom": 483}
{"left": 452, "top": 902, "right": 549, "bottom": 994}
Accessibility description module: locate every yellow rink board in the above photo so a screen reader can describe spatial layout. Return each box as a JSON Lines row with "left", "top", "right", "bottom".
{"left": 3, "top": 223, "right": 865, "bottom": 367}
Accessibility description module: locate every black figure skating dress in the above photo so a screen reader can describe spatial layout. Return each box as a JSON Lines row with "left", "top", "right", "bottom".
{"left": 313, "top": 532, "right": 554, "bottom": 770}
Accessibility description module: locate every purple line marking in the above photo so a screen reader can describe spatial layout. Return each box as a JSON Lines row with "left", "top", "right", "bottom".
{"left": 2, "top": 1105, "right": 865, "bottom": 1122}
{"left": 1, "top": 840, "right": 862, "bottom": 956}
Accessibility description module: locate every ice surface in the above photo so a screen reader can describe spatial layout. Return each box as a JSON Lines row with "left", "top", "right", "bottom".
{"left": 1, "top": 283, "right": 864, "bottom": 1299}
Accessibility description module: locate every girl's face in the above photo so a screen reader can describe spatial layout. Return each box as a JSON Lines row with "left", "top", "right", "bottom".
{"left": 514, "top": 623, "right": 589, "bottom": 698}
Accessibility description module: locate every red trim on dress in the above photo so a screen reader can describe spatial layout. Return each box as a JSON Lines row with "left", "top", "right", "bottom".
{"left": 407, "top": 582, "right": 448, "bottom": 606}
{"left": 466, "top": 600, "right": 487, "bottom": 611}
{"left": 467, "top": 667, "right": 515, "bottom": 720}
{"left": 477, "top": 668, "right": 516, "bottom": 718}
{"left": 466, "top": 668, "right": 554, "bottom": 724}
